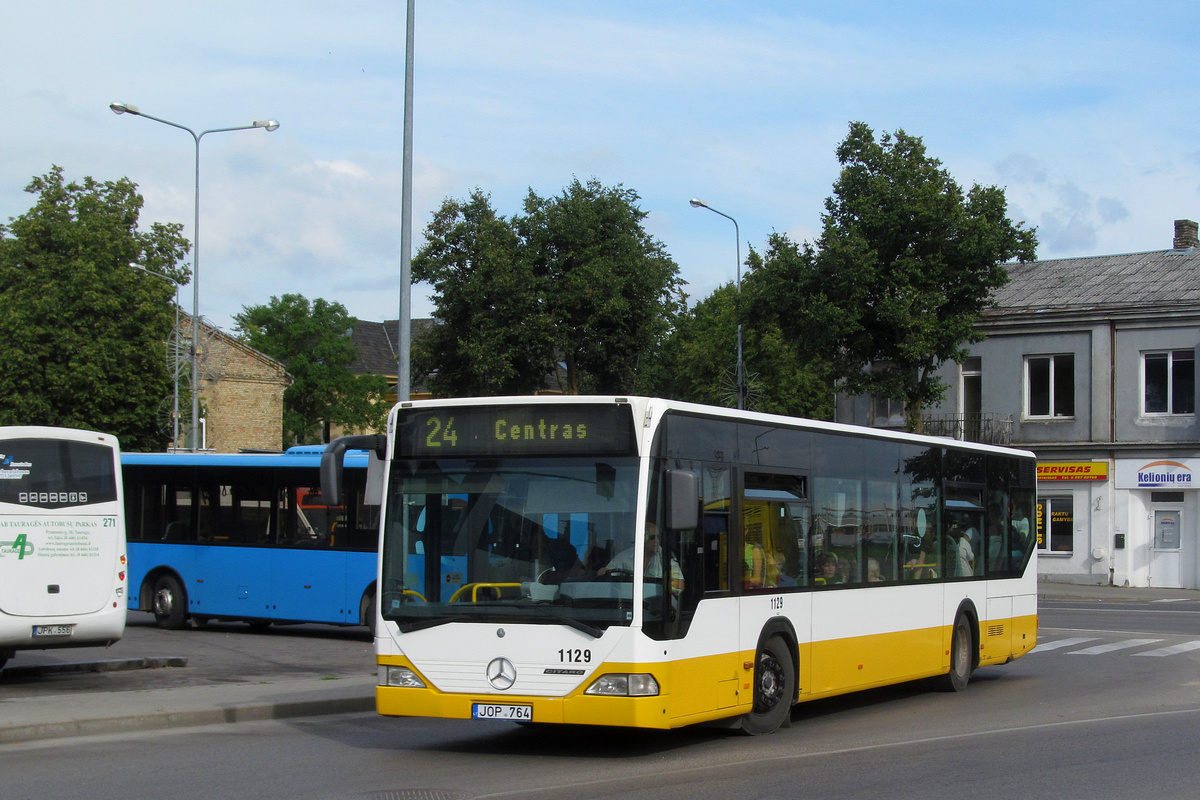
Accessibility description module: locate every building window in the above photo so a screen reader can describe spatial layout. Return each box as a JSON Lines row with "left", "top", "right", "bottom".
{"left": 1036, "top": 497, "right": 1073, "bottom": 553}
{"left": 960, "top": 357, "right": 981, "bottom": 417}
{"left": 871, "top": 395, "right": 905, "bottom": 428}
{"left": 1143, "top": 350, "right": 1195, "bottom": 415}
{"left": 1025, "top": 354, "right": 1074, "bottom": 418}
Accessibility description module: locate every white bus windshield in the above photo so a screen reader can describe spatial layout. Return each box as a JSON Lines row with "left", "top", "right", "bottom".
{"left": 381, "top": 457, "right": 645, "bottom": 635}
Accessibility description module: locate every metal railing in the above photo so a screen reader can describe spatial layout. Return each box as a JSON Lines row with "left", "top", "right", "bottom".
{"left": 921, "top": 413, "right": 1014, "bottom": 446}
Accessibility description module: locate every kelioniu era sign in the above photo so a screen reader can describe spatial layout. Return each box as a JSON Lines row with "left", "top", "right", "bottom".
{"left": 1115, "top": 458, "right": 1200, "bottom": 490}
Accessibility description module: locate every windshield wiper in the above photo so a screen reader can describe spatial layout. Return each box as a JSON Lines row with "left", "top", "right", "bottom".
{"left": 511, "top": 604, "right": 603, "bottom": 638}
{"left": 392, "top": 606, "right": 602, "bottom": 638}
{"left": 394, "top": 616, "right": 457, "bottom": 633}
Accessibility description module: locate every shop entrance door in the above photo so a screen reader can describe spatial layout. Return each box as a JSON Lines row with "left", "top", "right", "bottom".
{"left": 1149, "top": 509, "right": 1182, "bottom": 589}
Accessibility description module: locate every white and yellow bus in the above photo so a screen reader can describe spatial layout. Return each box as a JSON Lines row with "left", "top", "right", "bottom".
{"left": 0, "top": 427, "right": 127, "bottom": 672}
{"left": 323, "top": 397, "right": 1037, "bottom": 734}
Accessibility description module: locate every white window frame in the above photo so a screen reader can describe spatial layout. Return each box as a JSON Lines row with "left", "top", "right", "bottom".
{"left": 1024, "top": 354, "right": 1075, "bottom": 420}
{"left": 1141, "top": 350, "right": 1195, "bottom": 416}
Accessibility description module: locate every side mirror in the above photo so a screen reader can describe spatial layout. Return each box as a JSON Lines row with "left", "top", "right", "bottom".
{"left": 664, "top": 469, "right": 699, "bottom": 531}
{"left": 321, "top": 434, "right": 386, "bottom": 505}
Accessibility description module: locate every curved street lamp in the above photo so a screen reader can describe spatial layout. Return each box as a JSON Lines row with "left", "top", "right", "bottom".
{"left": 689, "top": 198, "right": 744, "bottom": 410}
{"left": 110, "top": 102, "right": 279, "bottom": 450}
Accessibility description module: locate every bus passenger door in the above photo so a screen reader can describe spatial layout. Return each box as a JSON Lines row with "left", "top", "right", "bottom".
{"left": 741, "top": 472, "right": 811, "bottom": 701}
{"left": 272, "top": 485, "right": 353, "bottom": 624}
{"left": 668, "top": 463, "right": 742, "bottom": 719}
{"left": 190, "top": 483, "right": 273, "bottom": 618}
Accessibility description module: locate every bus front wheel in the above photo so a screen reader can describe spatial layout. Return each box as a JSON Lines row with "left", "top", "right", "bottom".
{"left": 741, "top": 634, "right": 795, "bottom": 735}
{"left": 151, "top": 574, "right": 189, "bottom": 630}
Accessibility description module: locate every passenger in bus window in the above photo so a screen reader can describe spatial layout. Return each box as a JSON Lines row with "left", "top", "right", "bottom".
{"left": 813, "top": 553, "right": 841, "bottom": 585}
{"left": 768, "top": 544, "right": 795, "bottom": 587}
{"left": 744, "top": 541, "right": 766, "bottom": 589}
{"left": 904, "top": 538, "right": 938, "bottom": 580}
{"left": 837, "top": 555, "right": 856, "bottom": 584}
{"left": 866, "top": 557, "right": 883, "bottom": 582}
{"left": 953, "top": 525, "right": 976, "bottom": 577}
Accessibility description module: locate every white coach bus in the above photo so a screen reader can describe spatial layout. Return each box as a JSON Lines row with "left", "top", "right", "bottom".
{"left": 0, "top": 426, "right": 127, "bottom": 671}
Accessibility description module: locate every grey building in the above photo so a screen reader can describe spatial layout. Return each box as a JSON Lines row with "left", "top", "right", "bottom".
{"left": 840, "top": 219, "right": 1200, "bottom": 589}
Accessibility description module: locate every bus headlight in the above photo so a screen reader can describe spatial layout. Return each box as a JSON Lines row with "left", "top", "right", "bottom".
{"left": 378, "top": 665, "right": 426, "bottom": 688}
{"left": 584, "top": 673, "right": 659, "bottom": 696}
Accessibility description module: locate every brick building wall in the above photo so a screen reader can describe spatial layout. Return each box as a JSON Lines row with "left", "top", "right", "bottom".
{"left": 183, "top": 318, "right": 290, "bottom": 452}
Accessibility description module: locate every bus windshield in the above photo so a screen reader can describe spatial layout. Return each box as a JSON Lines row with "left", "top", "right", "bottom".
{"left": 381, "top": 456, "right": 642, "bottom": 634}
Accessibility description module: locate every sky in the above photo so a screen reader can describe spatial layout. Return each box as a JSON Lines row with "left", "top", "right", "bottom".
{"left": 2, "top": 1, "right": 1198, "bottom": 333}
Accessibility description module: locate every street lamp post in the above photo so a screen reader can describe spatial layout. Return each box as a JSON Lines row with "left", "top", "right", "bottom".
{"left": 397, "top": 0, "right": 416, "bottom": 403}
{"left": 110, "top": 102, "right": 279, "bottom": 451}
{"left": 689, "top": 198, "right": 744, "bottom": 410}
{"left": 131, "top": 265, "right": 183, "bottom": 450}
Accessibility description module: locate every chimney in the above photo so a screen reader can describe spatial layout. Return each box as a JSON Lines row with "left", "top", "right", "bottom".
{"left": 1173, "top": 219, "right": 1198, "bottom": 250}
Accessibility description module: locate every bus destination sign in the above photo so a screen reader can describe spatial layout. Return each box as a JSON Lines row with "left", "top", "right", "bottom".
{"left": 397, "top": 404, "right": 637, "bottom": 457}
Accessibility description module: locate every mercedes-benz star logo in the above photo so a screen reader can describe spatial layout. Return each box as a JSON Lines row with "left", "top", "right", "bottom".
{"left": 486, "top": 657, "right": 517, "bottom": 691}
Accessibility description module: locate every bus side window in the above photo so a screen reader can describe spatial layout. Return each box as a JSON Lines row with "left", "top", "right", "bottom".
{"left": 162, "top": 521, "right": 189, "bottom": 541}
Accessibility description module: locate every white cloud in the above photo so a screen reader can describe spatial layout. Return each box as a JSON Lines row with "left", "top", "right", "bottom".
{"left": 2, "top": 0, "right": 1197, "bottom": 329}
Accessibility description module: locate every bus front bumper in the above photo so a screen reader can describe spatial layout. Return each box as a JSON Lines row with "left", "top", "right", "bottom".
{"left": 377, "top": 684, "right": 679, "bottom": 728}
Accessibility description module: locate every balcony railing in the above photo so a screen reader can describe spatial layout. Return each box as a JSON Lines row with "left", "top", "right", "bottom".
{"left": 921, "top": 413, "right": 1013, "bottom": 446}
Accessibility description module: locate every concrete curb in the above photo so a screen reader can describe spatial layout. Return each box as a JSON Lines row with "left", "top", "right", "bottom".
{"left": 0, "top": 675, "right": 377, "bottom": 745}
{"left": 0, "top": 695, "right": 376, "bottom": 745}
{"left": 1, "top": 657, "right": 189, "bottom": 679}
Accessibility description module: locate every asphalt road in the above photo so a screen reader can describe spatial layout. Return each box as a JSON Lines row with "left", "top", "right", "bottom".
{"left": 4, "top": 614, "right": 1199, "bottom": 800}
{"left": 3, "top": 588, "right": 1199, "bottom": 799}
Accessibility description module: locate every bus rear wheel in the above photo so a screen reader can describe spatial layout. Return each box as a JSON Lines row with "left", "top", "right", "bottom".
{"left": 741, "top": 634, "right": 795, "bottom": 735}
{"left": 930, "top": 613, "right": 974, "bottom": 692}
{"left": 151, "top": 574, "right": 188, "bottom": 630}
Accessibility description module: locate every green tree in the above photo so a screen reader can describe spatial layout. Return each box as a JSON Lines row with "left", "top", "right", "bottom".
{"left": 412, "top": 190, "right": 552, "bottom": 397}
{"left": 0, "top": 166, "right": 190, "bottom": 450}
{"left": 415, "top": 179, "right": 685, "bottom": 397}
{"left": 661, "top": 280, "right": 834, "bottom": 418}
{"left": 234, "top": 294, "right": 388, "bottom": 445}
{"left": 518, "top": 179, "right": 684, "bottom": 394}
{"left": 753, "top": 122, "right": 1037, "bottom": 430}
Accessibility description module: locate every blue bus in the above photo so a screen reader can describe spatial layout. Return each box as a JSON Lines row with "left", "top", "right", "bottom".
{"left": 122, "top": 447, "right": 379, "bottom": 631}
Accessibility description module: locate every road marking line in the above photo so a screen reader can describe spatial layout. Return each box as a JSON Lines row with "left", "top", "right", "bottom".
{"left": 1068, "top": 638, "right": 1163, "bottom": 655}
{"left": 1031, "top": 637, "right": 1099, "bottom": 652}
{"left": 1132, "top": 641, "right": 1200, "bottom": 657}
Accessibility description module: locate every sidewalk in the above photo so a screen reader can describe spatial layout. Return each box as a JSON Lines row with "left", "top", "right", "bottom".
{"left": 1, "top": 612, "right": 378, "bottom": 746}
{"left": 0, "top": 672, "right": 376, "bottom": 745}
{"left": 1038, "top": 578, "right": 1200, "bottom": 603}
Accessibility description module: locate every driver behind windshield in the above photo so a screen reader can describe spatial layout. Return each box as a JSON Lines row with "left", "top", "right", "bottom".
{"left": 597, "top": 522, "right": 684, "bottom": 595}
